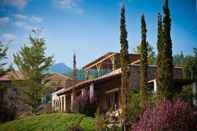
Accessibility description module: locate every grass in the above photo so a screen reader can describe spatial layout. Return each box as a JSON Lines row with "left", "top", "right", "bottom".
{"left": 0, "top": 113, "right": 95, "bottom": 131}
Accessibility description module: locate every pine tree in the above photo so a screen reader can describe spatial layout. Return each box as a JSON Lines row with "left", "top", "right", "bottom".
{"left": 13, "top": 33, "right": 53, "bottom": 113}
{"left": 0, "top": 41, "right": 14, "bottom": 122}
{"left": 157, "top": 0, "right": 174, "bottom": 100}
{"left": 120, "top": 4, "right": 130, "bottom": 125}
{"left": 0, "top": 41, "right": 8, "bottom": 75}
{"left": 140, "top": 15, "right": 148, "bottom": 107}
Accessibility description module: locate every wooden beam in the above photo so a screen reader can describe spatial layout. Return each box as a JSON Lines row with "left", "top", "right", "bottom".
{"left": 84, "top": 53, "right": 115, "bottom": 71}
{"left": 105, "top": 88, "right": 119, "bottom": 94}
{"left": 110, "top": 55, "right": 115, "bottom": 71}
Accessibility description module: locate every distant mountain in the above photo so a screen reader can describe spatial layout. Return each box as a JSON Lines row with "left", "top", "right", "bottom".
{"left": 49, "top": 63, "right": 72, "bottom": 76}
{"left": 48, "top": 63, "right": 86, "bottom": 80}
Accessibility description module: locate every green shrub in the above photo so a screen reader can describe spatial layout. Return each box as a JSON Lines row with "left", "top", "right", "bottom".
{"left": 95, "top": 109, "right": 106, "bottom": 131}
{"left": 127, "top": 91, "right": 142, "bottom": 124}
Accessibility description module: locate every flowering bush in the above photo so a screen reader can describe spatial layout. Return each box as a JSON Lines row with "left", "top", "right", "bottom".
{"left": 133, "top": 99, "right": 197, "bottom": 131}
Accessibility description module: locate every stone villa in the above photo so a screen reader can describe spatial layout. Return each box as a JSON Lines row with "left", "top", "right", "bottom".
{"left": 51, "top": 52, "right": 196, "bottom": 113}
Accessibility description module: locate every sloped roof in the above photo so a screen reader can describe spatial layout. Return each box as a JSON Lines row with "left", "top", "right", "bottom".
{"left": 82, "top": 52, "right": 140, "bottom": 69}
{"left": 0, "top": 71, "right": 79, "bottom": 91}
{"left": 57, "top": 68, "right": 121, "bottom": 95}
{"left": 0, "top": 71, "right": 25, "bottom": 81}
{"left": 82, "top": 52, "right": 115, "bottom": 69}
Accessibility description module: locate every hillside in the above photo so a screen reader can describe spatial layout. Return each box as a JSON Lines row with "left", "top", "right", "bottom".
{"left": 49, "top": 63, "right": 86, "bottom": 80}
{"left": 0, "top": 113, "right": 95, "bottom": 131}
{"left": 49, "top": 63, "right": 72, "bottom": 75}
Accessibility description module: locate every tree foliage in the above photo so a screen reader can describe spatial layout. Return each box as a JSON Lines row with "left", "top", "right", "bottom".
{"left": 139, "top": 15, "right": 148, "bottom": 107}
{"left": 0, "top": 41, "right": 15, "bottom": 122}
{"left": 119, "top": 5, "right": 130, "bottom": 123}
{"left": 13, "top": 33, "right": 53, "bottom": 113}
{"left": 0, "top": 41, "right": 8, "bottom": 75}
{"left": 134, "top": 43, "right": 156, "bottom": 65}
{"left": 157, "top": 0, "right": 174, "bottom": 100}
{"left": 173, "top": 49, "right": 197, "bottom": 80}
{"left": 156, "top": 12, "right": 163, "bottom": 80}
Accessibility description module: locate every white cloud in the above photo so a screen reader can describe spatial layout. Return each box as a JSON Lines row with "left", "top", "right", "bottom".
{"left": 14, "top": 20, "right": 26, "bottom": 27}
{"left": 14, "top": 14, "right": 28, "bottom": 21}
{"left": 14, "top": 20, "right": 34, "bottom": 31}
{"left": 31, "top": 16, "right": 43, "bottom": 23}
{"left": 4, "top": 0, "right": 28, "bottom": 9}
{"left": 0, "top": 17, "right": 10, "bottom": 25}
{"left": 0, "top": 33, "right": 16, "bottom": 44}
{"left": 57, "top": 0, "right": 77, "bottom": 9}
{"left": 55, "top": 0, "right": 84, "bottom": 15}
{"left": 13, "top": 14, "right": 43, "bottom": 31}
{"left": 24, "top": 25, "right": 34, "bottom": 31}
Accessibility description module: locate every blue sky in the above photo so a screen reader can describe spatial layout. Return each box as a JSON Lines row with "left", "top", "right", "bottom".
{"left": 0, "top": 0, "right": 197, "bottom": 68}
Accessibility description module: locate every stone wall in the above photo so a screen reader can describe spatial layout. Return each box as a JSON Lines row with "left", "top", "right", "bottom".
{"left": 129, "top": 65, "right": 183, "bottom": 89}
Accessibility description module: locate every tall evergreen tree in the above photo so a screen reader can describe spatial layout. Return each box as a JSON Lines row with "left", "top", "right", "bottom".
{"left": 156, "top": 13, "right": 163, "bottom": 98}
{"left": 140, "top": 15, "right": 148, "bottom": 107}
{"left": 72, "top": 53, "right": 77, "bottom": 81}
{"left": 0, "top": 41, "right": 8, "bottom": 75}
{"left": 120, "top": 4, "right": 130, "bottom": 125}
{"left": 157, "top": 0, "right": 174, "bottom": 100}
{"left": 71, "top": 53, "right": 77, "bottom": 112}
{"left": 0, "top": 41, "right": 14, "bottom": 122}
{"left": 13, "top": 33, "right": 53, "bottom": 113}
{"left": 134, "top": 43, "right": 156, "bottom": 64}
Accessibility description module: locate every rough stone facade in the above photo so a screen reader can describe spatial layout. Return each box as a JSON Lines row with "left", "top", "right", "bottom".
{"left": 129, "top": 65, "right": 183, "bottom": 89}
{"left": 52, "top": 64, "right": 184, "bottom": 113}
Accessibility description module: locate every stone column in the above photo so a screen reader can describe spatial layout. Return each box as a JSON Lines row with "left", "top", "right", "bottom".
{"left": 71, "top": 92, "right": 74, "bottom": 112}
{"left": 62, "top": 96, "right": 64, "bottom": 112}
{"left": 51, "top": 94, "right": 55, "bottom": 112}
{"left": 59, "top": 96, "right": 61, "bottom": 112}
{"left": 89, "top": 83, "right": 94, "bottom": 103}
{"left": 153, "top": 79, "right": 157, "bottom": 93}
{"left": 64, "top": 95, "right": 66, "bottom": 112}
{"left": 60, "top": 96, "right": 64, "bottom": 112}
{"left": 192, "top": 82, "right": 197, "bottom": 106}
{"left": 81, "top": 89, "right": 85, "bottom": 97}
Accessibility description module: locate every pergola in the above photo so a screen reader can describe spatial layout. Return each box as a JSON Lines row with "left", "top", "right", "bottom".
{"left": 82, "top": 52, "right": 140, "bottom": 79}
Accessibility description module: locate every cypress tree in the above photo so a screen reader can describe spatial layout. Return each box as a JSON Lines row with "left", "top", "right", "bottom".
{"left": 156, "top": 13, "right": 163, "bottom": 99}
{"left": 72, "top": 53, "right": 77, "bottom": 81}
{"left": 140, "top": 15, "right": 148, "bottom": 107}
{"left": 157, "top": 0, "right": 174, "bottom": 100}
{"left": 120, "top": 4, "right": 130, "bottom": 125}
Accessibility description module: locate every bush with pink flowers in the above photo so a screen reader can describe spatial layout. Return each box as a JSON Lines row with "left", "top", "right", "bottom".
{"left": 133, "top": 99, "right": 197, "bottom": 131}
